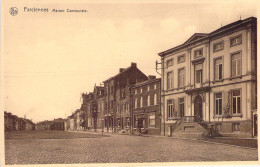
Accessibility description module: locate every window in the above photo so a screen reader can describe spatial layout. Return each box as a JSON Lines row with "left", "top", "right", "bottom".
{"left": 213, "top": 41, "right": 224, "bottom": 52}
{"left": 166, "top": 59, "right": 173, "bottom": 68}
{"left": 140, "top": 97, "right": 143, "bottom": 107}
{"left": 135, "top": 98, "right": 138, "bottom": 108}
{"left": 154, "top": 94, "right": 157, "bottom": 105}
{"left": 232, "top": 123, "right": 240, "bottom": 132}
{"left": 196, "top": 70, "right": 202, "bottom": 84}
{"left": 149, "top": 114, "right": 155, "bottom": 127}
{"left": 121, "top": 89, "right": 125, "bottom": 98}
{"left": 178, "top": 68, "right": 185, "bottom": 87}
{"left": 231, "top": 52, "right": 241, "bottom": 77}
{"left": 150, "top": 95, "right": 154, "bottom": 106}
{"left": 167, "top": 99, "right": 174, "bottom": 119}
{"left": 147, "top": 86, "right": 150, "bottom": 91}
{"left": 147, "top": 95, "right": 150, "bottom": 106}
{"left": 215, "top": 58, "right": 223, "bottom": 80}
{"left": 178, "top": 55, "right": 185, "bottom": 63}
{"left": 230, "top": 35, "right": 242, "bottom": 47}
{"left": 154, "top": 84, "right": 157, "bottom": 89}
{"left": 117, "top": 105, "right": 120, "bottom": 112}
{"left": 215, "top": 93, "right": 222, "bottom": 115}
{"left": 117, "top": 118, "right": 121, "bottom": 127}
{"left": 232, "top": 90, "right": 241, "bottom": 114}
{"left": 167, "top": 71, "right": 174, "bottom": 90}
{"left": 134, "top": 116, "right": 138, "bottom": 128}
{"left": 111, "top": 100, "right": 114, "bottom": 109}
{"left": 215, "top": 123, "right": 222, "bottom": 132}
{"left": 179, "top": 98, "right": 185, "bottom": 117}
{"left": 97, "top": 103, "right": 100, "bottom": 112}
{"left": 140, "top": 88, "right": 142, "bottom": 93}
{"left": 195, "top": 64, "right": 203, "bottom": 84}
{"left": 135, "top": 90, "right": 137, "bottom": 94}
{"left": 194, "top": 48, "right": 203, "bottom": 58}
{"left": 126, "top": 117, "right": 130, "bottom": 127}
{"left": 111, "top": 86, "right": 114, "bottom": 94}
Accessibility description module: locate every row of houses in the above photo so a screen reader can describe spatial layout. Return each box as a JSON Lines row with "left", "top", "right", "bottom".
{"left": 35, "top": 118, "right": 66, "bottom": 131}
{"left": 4, "top": 111, "right": 35, "bottom": 131}
{"left": 66, "top": 17, "right": 257, "bottom": 138}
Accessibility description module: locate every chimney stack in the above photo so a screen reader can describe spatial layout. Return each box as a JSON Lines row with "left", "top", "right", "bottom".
{"left": 119, "top": 68, "right": 125, "bottom": 73}
{"left": 131, "top": 62, "right": 137, "bottom": 67}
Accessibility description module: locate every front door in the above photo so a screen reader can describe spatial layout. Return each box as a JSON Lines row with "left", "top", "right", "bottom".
{"left": 194, "top": 95, "right": 203, "bottom": 119}
{"left": 138, "top": 119, "right": 144, "bottom": 128}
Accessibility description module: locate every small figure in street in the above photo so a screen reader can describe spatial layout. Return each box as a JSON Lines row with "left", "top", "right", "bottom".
{"left": 138, "top": 123, "right": 142, "bottom": 136}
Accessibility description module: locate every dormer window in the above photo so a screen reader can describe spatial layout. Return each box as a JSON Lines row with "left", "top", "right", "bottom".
{"left": 194, "top": 48, "right": 203, "bottom": 58}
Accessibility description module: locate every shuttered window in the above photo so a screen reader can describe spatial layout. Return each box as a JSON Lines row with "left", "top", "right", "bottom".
{"left": 149, "top": 114, "right": 155, "bottom": 127}
{"left": 232, "top": 90, "right": 241, "bottom": 114}
{"left": 167, "top": 99, "right": 174, "bottom": 119}
{"left": 178, "top": 68, "right": 185, "bottom": 87}
{"left": 215, "top": 93, "right": 222, "bottom": 115}
{"left": 167, "top": 71, "right": 174, "bottom": 90}
{"left": 215, "top": 58, "right": 223, "bottom": 80}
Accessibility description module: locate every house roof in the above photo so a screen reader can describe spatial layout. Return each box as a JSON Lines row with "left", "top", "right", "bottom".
{"left": 183, "top": 33, "right": 208, "bottom": 45}
{"left": 103, "top": 64, "right": 134, "bottom": 83}
{"left": 132, "top": 78, "right": 161, "bottom": 88}
{"left": 158, "top": 17, "right": 256, "bottom": 57}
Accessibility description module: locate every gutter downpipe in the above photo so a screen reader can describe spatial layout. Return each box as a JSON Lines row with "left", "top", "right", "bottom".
{"left": 208, "top": 38, "right": 211, "bottom": 124}
{"left": 161, "top": 56, "right": 166, "bottom": 136}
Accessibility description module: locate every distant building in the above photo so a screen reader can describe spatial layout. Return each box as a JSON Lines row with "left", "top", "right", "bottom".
{"left": 4, "top": 111, "right": 35, "bottom": 131}
{"left": 81, "top": 85, "right": 105, "bottom": 132}
{"left": 50, "top": 118, "right": 66, "bottom": 131}
{"left": 36, "top": 118, "right": 65, "bottom": 131}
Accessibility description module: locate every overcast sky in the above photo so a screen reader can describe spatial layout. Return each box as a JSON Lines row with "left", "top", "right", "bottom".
{"left": 2, "top": 1, "right": 258, "bottom": 122}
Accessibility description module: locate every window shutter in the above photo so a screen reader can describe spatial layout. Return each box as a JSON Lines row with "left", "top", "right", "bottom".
{"left": 173, "top": 99, "right": 177, "bottom": 118}
{"left": 231, "top": 60, "right": 236, "bottom": 77}
{"left": 238, "top": 58, "right": 241, "bottom": 75}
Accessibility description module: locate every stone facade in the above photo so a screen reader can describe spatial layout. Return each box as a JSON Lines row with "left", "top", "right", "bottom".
{"left": 159, "top": 17, "right": 257, "bottom": 138}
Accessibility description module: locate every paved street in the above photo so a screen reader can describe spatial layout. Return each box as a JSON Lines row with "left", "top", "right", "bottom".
{"left": 5, "top": 131, "right": 258, "bottom": 164}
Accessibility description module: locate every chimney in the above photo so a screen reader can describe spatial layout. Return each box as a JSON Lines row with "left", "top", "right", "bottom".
{"left": 119, "top": 68, "right": 125, "bottom": 73}
{"left": 148, "top": 75, "right": 156, "bottom": 80}
{"left": 131, "top": 62, "right": 137, "bottom": 67}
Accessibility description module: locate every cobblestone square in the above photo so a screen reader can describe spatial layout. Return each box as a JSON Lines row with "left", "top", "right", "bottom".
{"left": 4, "top": 131, "right": 258, "bottom": 164}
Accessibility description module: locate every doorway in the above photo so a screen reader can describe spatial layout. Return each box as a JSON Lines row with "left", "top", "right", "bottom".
{"left": 194, "top": 95, "right": 203, "bottom": 119}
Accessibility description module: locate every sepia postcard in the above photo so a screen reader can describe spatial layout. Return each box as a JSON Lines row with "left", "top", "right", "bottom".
{"left": 1, "top": 0, "right": 260, "bottom": 167}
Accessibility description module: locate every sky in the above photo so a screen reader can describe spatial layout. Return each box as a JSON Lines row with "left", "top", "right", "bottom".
{"left": 2, "top": 1, "right": 258, "bottom": 122}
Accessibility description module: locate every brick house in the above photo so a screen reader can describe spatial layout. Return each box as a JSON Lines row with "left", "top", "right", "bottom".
{"left": 103, "top": 62, "right": 147, "bottom": 133}
{"left": 131, "top": 76, "right": 161, "bottom": 135}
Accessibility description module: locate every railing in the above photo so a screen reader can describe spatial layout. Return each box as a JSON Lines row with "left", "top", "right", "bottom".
{"left": 170, "top": 116, "right": 210, "bottom": 133}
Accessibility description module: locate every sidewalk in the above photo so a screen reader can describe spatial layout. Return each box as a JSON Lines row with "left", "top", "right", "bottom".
{"left": 198, "top": 137, "right": 258, "bottom": 149}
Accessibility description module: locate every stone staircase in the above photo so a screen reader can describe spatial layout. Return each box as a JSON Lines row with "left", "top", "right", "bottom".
{"left": 169, "top": 116, "right": 216, "bottom": 139}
